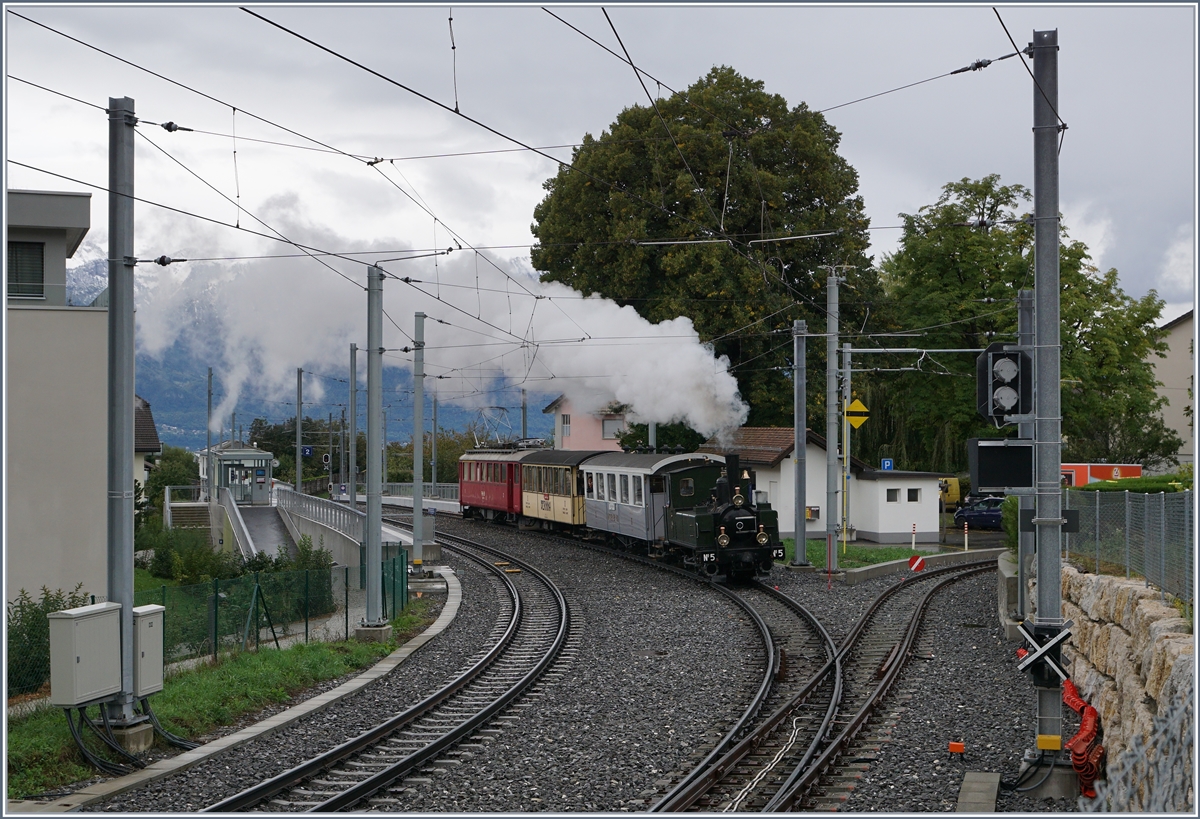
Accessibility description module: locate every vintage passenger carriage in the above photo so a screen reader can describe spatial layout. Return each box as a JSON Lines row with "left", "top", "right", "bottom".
{"left": 519, "top": 449, "right": 605, "bottom": 529}
{"left": 459, "top": 449, "right": 532, "bottom": 522}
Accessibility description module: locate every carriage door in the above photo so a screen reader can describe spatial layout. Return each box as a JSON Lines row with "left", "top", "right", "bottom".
{"left": 648, "top": 475, "right": 668, "bottom": 540}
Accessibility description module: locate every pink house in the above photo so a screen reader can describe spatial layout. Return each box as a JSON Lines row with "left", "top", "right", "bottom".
{"left": 543, "top": 394, "right": 627, "bottom": 451}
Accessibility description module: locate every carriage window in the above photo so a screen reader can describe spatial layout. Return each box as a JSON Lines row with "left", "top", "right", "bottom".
{"left": 633, "top": 475, "right": 643, "bottom": 506}
{"left": 607, "top": 473, "right": 617, "bottom": 501}
{"left": 596, "top": 473, "right": 605, "bottom": 500}
{"left": 620, "top": 474, "right": 629, "bottom": 504}
{"left": 679, "top": 478, "right": 695, "bottom": 497}
{"left": 586, "top": 472, "right": 594, "bottom": 498}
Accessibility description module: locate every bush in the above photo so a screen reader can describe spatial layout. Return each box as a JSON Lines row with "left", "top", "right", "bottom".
{"left": 1001, "top": 495, "right": 1020, "bottom": 552}
{"left": 6, "top": 584, "right": 91, "bottom": 697}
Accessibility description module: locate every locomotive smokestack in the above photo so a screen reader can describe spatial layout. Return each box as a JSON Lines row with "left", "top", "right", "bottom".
{"left": 726, "top": 454, "right": 741, "bottom": 497}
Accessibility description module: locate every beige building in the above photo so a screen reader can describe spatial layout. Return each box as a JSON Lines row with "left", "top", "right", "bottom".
{"left": 5, "top": 189, "right": 109, "bottom": 603}
{"left": 1151, "top": 309, "right": 1194, "bottom": 471}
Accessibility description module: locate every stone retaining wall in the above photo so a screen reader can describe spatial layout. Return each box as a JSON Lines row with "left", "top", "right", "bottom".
{"left": 1053, "top": 565, "right": 1193, "bottom": 762}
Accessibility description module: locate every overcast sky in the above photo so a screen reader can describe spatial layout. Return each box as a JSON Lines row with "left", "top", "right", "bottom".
{"left": 4, "top": 3, "right": 1196, "bottom": 425}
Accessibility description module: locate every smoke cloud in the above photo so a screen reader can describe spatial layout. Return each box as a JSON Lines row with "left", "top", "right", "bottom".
{"left": 135, "top": 209, "right": 748, "bottom": 438}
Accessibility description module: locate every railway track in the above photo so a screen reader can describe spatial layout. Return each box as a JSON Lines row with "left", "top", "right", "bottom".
{"left": 653, "top": 559, "right": 995, "bottom": 812}
{"left": 202, "top": 533, "right": 568, "bottom": 813}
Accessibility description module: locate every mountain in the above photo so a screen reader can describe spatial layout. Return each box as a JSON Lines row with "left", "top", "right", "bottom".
{"left": 65, "top": 261, "right": 554, "bottom": 452}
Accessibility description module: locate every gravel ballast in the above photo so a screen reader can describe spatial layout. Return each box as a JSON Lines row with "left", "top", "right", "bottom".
{"left": 75, "top": 517, "right": 1084, "bottom": 812}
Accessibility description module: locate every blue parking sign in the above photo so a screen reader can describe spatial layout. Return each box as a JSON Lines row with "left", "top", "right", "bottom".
{"left": 881, "top": 458, "right": 894, "bottom": 470}
{"left": 302, "top": 446, "right": 313, "bottom": 457}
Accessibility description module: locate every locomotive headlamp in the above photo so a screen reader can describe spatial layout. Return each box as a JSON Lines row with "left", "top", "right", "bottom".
{"left": 732, "top": 493, "right": 745, "bottom": 507}
{"left": 756, "top": 525, "right": 769, "bottom": 545}
{"left": 717, "top": 527, "right": 731, "bottom": 547}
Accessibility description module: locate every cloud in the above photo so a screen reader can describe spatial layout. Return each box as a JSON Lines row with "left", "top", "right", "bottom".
{"left": 1157, "top": 223, "right": 1195, "bottom": 303}
{"left": 1061, "top": 201, "right": 1113, "bottom": 269}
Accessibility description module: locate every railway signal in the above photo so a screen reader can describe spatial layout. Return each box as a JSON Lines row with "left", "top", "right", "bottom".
{"left": 976, "top": 341, "right": 1032, "bottom": 424}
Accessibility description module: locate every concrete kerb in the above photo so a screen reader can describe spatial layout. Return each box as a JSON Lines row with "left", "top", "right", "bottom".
{"left": 6, "top": 566, "right": 462, "bottom": 814}
{"left": 842, "top": 548, "right": 1008, "bottom": 585}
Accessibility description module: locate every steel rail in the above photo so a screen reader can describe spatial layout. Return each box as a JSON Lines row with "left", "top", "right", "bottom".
{"left": 651, "top": 581, "right": 838, "bottom": 811}
{"left": 313, "top": 534, "right": 569, "bottom": 811}
{"left": 764, "top": 562, "right": 994, "bottom": 811}
{"left": 202, "top": 538, "right": 559, "bottom": 812}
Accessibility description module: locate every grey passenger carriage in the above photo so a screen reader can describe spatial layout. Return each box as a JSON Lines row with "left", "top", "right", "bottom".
{"left": 581, "top": 452, "right": 724, "bottom": 548}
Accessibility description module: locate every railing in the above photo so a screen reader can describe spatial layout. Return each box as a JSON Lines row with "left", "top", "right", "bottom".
{"left": 355, "top": 483, "right": 460, "bottom": 501}
{"left": 219, "top": 487, "right": 256, "bottom": 559}
{"left": 277, "top": 484, "right": 364, "bottom": 543}
{"left": 1063, "top": 489, "right": 1193, "bottom": 607}
{"left": 163, "top": 484, "right": 203, "bottom": 530}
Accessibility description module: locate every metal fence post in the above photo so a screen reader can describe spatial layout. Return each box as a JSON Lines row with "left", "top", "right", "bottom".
{"left": 254, "top": 571, "right": 261, "bottom": 650}
{"left": 1095, "top": 492, "right": 1101, "bottom": 574}
{"left": 1159, "top": 492, "right": 1166, "bottom": 603}
{"left": 211, "top": 577, "right": 219, "bottom": 661}
{"left": 1145, "top": 492, "right": 1150, "bottom": 589}
{"left": 1124, "top": 490, "right": 1131, "bottom": 579}
{"left": 344, "top": 566, "right": 349, "bottom": 641}
{"left": 304, "top": 569, "right": 310, "bottom": 644}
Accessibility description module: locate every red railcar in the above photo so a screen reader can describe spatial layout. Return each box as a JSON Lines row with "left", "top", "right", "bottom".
{"left": 458, "top": 450, "right": 535, "bottom": 521}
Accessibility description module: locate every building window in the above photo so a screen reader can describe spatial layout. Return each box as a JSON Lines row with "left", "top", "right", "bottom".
{"left": 561, "top": 414, "right": 571, "bottom": 437}
{"left": 602, "top": 418, "right": 624, "bottom": 439}
{"left": 907, "top": 488, "right": 921, "bottom": 503}
{"left": 7, "top": 241, "right": 45, "bottom": 298}
{"left": 887, "top": 488, "right": 900, "bottom": 503}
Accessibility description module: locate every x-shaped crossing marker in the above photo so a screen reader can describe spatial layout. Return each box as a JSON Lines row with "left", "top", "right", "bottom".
{"left": 1017, "top": 619, "right": 1073, "bottom": 682}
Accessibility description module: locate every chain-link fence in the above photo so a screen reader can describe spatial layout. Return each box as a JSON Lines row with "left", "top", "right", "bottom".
{"left": 6, "top": 556, "right": 406, "bottom": 715}
{"left": 1062, "top": 489, "right": 1194, "bottom": 608}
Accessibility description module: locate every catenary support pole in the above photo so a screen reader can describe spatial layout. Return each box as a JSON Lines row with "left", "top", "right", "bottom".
{"left": 842, "top": 342, "right": 853, "bottom": 545}
{"left": 413, "top": 313, "right": 426, "bottom": 567}
{"left": 364, "top": 267, "right": 384, "bottom": 625}
{"left": 431, "top": 393, "right": 438, "bottom": 493}
{"left": 106, "top": 95, "right": 137, "bottom": 723}
{"left": 207, "top": 367, "right": 213, "bottom": 503}
{"left": 1032, "top": 27, "right": 1065, "bottom": 752}
{"left": 822, "top": 267, "right": 844, "bottom": 573}
{"left": 349, "top": 344, "right": 357, "bottom": 502}
{"left": 792, "top": 320, "right": 809, "bottom": 565}
{"left": 1017, "top": 289, "right": 1035, "bottom": 618}
{"left": 296, "top": 369, "right": 303, "bottom": 492}
{"left": 521, "top": 388, "right": 528, "bottom": 439}
{"left": 328, "top": 412, "right": 333, "bottom": 491}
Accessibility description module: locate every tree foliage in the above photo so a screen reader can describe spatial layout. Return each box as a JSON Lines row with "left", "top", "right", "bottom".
{"left": 855, "top": 175, "right": 1182, "bottom": 473}
{"left": 531, "top": 66, "right": 876, "bottom": 426}
{"left": 145, "top": 444, "right": 200, "bottom": 513}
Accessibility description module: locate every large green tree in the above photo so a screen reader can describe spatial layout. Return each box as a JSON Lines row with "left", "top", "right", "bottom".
{"left": 855, "top": 175, "right": 1181, "bottom": 473}
{"left": 531, "top": 66, "right": 876, "bottom": 426}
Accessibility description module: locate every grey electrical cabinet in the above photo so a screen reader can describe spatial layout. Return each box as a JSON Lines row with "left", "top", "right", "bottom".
{"left": 48, "top": 602, "right": 121, "bottom": 707}
{"left": 133, "top": 604, "right": 165, "bottom": 697}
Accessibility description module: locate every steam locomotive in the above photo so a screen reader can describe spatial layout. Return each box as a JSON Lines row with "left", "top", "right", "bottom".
{"left": 459, "top": 447, "right": 782, "bottom": 580}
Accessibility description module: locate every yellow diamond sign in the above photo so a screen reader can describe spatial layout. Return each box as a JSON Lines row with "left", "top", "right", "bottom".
{"left": 846, "top": 398, "right": 869, "bottom": 429}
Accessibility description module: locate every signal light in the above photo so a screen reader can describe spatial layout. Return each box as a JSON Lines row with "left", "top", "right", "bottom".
{"left": 976, "top": 342, "right": 1032, "bottom": 423}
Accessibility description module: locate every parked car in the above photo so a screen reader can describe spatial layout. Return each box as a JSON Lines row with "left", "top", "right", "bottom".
{"left": 954, "top": 495, "right": 1006, "bottom": 530}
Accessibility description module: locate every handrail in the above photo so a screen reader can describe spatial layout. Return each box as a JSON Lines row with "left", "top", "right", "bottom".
{"left": 358, "top": 483, "right": 460, "bottom": 501}
{"left": 164, "top": 486, "right": 172, "bottom": 530}
{"left": 218, "top": 487, "right": 256, "bottom": 559}
{"left": 276, "top": 484, "right": 365, "bottom": 543}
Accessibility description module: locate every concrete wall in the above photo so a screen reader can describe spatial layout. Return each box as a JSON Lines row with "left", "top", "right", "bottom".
{"left": 5, "top": 306, "right": 108, "bottom": 603}
{"left": 277, "top": 507, "right": 361, "bottom": 568}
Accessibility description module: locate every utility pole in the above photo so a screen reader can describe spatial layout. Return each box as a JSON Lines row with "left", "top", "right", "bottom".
{"left": 382, "top": 408, "right": 388, "bottom": 485}
{"left": 206, "top": 367, "right": 213, "bottom": 503}
{"left": 521, "top": 388, "right": 527, "bottom": 439}
{"left": 431, "top": 393, "right": 438, "bottom": 493}
{"left": 792, "top": 320, "right": 809, "bottom": 565}
{"left": 842, "top": 342, "right": 853, "bottom": 547}
{"left": 1017, "top": 289, "right": 1035, "bottom": 618}
{"left": 328, "top": 411, "right": 333, "bottom": 491}
{"left": 412, "top": 312, "right": 426, "bottom": 568}
{"left": 295, "top": 368, "right": 303, "bottom": 492}
{"left": 820, "top": 266, "right": 848, "bottom": 573}
{"left": 231, "top": 412, "right": 237, "bottom": 445}
{"left": 362, "top": 266, "right": 387, "bottom": 635}
{"left": 340, "top": 408, "right": 346, "bottom": 491}
{"left": 105, "top": 95, "right": 139, "bottom": 728}
{"left": 349, "top": 343, "right": 357, "bottom": 504}
{"left": 1031, "top": 27, "right": 1065, "bottom": 754}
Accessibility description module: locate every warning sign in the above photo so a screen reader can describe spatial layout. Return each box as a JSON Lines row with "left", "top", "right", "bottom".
{"left": 908, "top": 554, "right": 926, "bottom": 571}
{"left": 847, "top": 399, "right": 870, "bottom": 429}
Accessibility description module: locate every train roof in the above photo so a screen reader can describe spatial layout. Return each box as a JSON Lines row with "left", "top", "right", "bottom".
{"left": 580, "top": 451, "right": 724, "bottom": 474}
{"left": 517, "top": 449, "right": 608, "bottom": 467}
{"left": 460, "top": 450, "right": 539, "bottom": 463}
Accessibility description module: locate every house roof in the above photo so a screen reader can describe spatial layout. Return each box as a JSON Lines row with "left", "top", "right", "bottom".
{"left": 543, "top": 394, "right": 566, "bottom": 414}
{"left": 699, "top": 426, "right": 868, "bottom": 469}
{"left": 1160, "top": 309, "right": 1193, "bottom": 333}
{"left": 134, "top": 395, "right": 162, "bottom": 454}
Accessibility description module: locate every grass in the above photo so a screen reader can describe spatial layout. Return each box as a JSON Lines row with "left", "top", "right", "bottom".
{"left": 134, "top": 567, "right": 179, "bottom": 593}
{"left": 5, "top": 598, "right": 437, "bottom": 801}
{"left": 776, "top": 538, "right": 934, "bottom": 569}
